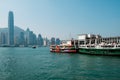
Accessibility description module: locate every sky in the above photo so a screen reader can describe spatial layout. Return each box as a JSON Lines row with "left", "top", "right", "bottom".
{"left": 0, "top": 0, "right": 120, "bottom": 39}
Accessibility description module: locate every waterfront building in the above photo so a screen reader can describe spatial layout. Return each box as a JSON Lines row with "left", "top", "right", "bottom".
{"left": 14, "top": 36, "right": 19, "bottom": 46}
{"left": 25, "top": 28, "right": 31, "bottom": 45}
{"left": 19, "top": 32, "right": 25, "bottom": 45}
{"left": 0, "top": 32, "right": 8, "bottom": 45}
{"left": 0, "top": 32, "right": 6, "bottom": 44}
{"left": 47, "top": 39, "right": 50, "bottom": 46}
{"left": 24, "top": 28, "right": 37, "bottom": 46}
{"left": 32, "top": 33, "right": 37, "bottom": 45}
{"left": 24, "top": 28, "right": 30, "bottom": 46}
{"left": 43, "top": 37, "right": 48, "bottom": 47}
{"left": 8, "top": 11, "right": 14, "bottom": 46}
{"left": 56, "top": 38, "right": 61, "bottom": 45}
{"left": 51, "top": 37, "right": 55, "bottom": 45}
{"left": 29, "top": 31, "right": 34, "bottom": 45}
{"left": 37, "top": 34, "right": 43, "bottom": 47}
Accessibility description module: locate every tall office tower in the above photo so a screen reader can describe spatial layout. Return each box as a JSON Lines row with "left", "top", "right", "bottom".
{"left": 19, "top": 32, "right": 25, "bottom": 45}
{"left": 8, "top": 11, "right": 14, "bottom": 45}
{"left": 0, "top": 32, "right": 6, "bottom": 44}
{"left": 37, "top": 34, "right": 43, "bottom": 46}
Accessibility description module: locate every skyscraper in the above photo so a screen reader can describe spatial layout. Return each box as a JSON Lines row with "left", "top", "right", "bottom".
{"left": 56, "top": 38, "right": 61, "bottom": 45}
{"left": 37, "top": 34, "right": 43, "bottom": 47}
{"left": 51, "top": 37, "right": 55, "bottom": 45}
{"left": 8, "top": 11, "right": 14, "bottom": 45}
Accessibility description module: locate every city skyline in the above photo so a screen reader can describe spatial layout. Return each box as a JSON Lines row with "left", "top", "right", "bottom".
{"left": 0, "top": 11, "right": 61, "bottom": 46}
{"left": 0, "top": 25, "right": 61, "bottom": 47}
{"left": 0, "top": 0, "right": 120, "bottom": 39}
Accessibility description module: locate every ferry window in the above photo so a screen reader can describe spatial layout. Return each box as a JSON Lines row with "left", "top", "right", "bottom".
{"left": 79, "top": 41, "right": 84, "bottom": 45}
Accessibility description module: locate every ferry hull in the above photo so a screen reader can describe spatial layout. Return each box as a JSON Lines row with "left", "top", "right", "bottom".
{"left": 50, "top": 44, "right": 78, "bottom": 53}
{"left": 50, "top": 49, "right": 77, "bottom": 53}
{"left": 61, "top": 49, "right": 77, "bottom": 53}
{"left": 79, "top": 48, "right": 120, "bottom": 56}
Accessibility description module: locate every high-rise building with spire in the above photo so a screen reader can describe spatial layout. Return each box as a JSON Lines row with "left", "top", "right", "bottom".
{"left": 8, "top": 11, "right": 14, "bottom": 45}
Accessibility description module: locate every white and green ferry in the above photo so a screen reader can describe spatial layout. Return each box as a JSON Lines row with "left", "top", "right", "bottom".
{"left": 79, "top": 43, "right": 120, "bottom": 55}
{"left": 78, "top": 34, "right": 120, "bottom": 55}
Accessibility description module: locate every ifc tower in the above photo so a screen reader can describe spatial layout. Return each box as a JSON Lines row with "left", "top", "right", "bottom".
{"left": 8, "top": 11, "right": 14, "bottom": 46}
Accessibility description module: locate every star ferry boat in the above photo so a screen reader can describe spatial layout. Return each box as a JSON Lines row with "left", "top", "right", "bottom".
{"left": 50, "top": 40, "right": 78, "bottom": 53}
{"left": 78, "top": 34, "right": 120, "bottom": 55}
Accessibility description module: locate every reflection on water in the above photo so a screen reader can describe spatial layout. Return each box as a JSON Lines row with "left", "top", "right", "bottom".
{"left": 0, "top": 47, "right": 120, "bottom": 80}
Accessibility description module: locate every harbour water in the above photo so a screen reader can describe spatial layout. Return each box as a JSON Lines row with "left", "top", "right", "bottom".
{"left": 0, "top": 47, "right": 120, "bottom": 80}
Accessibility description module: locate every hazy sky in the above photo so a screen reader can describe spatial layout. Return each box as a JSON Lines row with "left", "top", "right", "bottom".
{"left": 0, "top": 0, "right": 120, "bottom": 39}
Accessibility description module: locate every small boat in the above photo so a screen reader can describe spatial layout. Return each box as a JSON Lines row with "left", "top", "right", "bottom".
{"left": 79, "top": 43, "right": 120, "bottom": 55}
{"left": 32, "top": 46, "right": 36, "bottom": 49}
